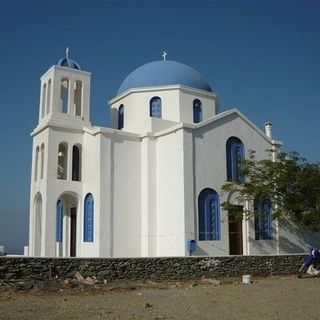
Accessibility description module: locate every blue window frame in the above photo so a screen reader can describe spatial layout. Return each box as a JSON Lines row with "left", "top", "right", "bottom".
{"left": 150, "top": 97, "right": 162, "bottom": 118}
{"left": 198, "top": 188, "right": 221, "bottom": 241}
{"left": 226, "top": 137, "right": 245, "bottom": 182}
{"left": 84, "top": 193, "right": 94, "bottom": 242}
{"left": 56, "top": 200, "right": 63, "bottom": 242}
{"left": 193, "top": 99, "right": 202, "bottom": 123}
{"left": 255, "top": 198, "right": 273, "bottom": 240}
{"left": 118, "top": 104, "right": 124, "bottom": 129}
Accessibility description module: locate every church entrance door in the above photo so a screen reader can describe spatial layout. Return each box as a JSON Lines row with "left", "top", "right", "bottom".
{"left": 70, "top": 207, "right": 77, "bottom": 257}
{"left": 228, "top": 205, "right": 243, "bottom": 255}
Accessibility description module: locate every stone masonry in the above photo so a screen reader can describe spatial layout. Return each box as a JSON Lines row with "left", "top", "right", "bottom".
{"left": 0, "top": 255, "right": 305, "bottom": 283}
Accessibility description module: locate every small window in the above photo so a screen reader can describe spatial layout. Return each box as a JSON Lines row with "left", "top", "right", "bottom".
{"left": 255, "top": 198, "right": 273, "bottom": 240}
{"left": 193, "top": 99, "right": 202, "bottom": 123}
{"left": 35, "top": 146, "right": 39, "bottom": 181}
{"left": 226, "top": 137, "right": 245, "bottom": 182}
{"left": 60, "top": 78, "right": 69, "bottom": 113}
{"left": 118, "top": 104, "right": 124, "bottom": 130}
{"left": 74, "top": 80, "right": 82, "bottom": 116}
{"left": 41, "top": 83, "right": 47, "bottom": 118}
{"left": 84, "top": 193, "right": 94, "bottom": 242}
{"left": 56, "top": 200, "right": 63, "bottom": 242}
{"left": 198, "top": 188, "right": 221, "bottom": 241}
{"left": 46, "top": 79, "right": 51, "bottom": 115}
{"left": 57, "top": 143, "right": 68, "bottom": 180}
{"left": 72, "top": 145, "right": 81, "bottom": 181}
{"left": 40, "top": 144, "right": 45, "bottom": 179}
{"left": 150, "top": 97, "right": 162, "bottom": 118}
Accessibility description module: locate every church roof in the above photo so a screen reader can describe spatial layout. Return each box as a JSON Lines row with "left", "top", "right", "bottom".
{"left": 117, "top": 60, "right": 213, "bottom": 95}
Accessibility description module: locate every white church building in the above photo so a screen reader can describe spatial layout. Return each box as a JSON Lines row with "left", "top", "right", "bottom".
{"left": 28, "top": 52, "right": 315, "bottom": 258}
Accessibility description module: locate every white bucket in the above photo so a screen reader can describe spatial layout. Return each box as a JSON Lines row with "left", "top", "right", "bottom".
{"left": 242, "top": 274, "right": 252, "bottom": 284}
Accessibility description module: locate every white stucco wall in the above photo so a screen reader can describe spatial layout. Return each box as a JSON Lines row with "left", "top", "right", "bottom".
{"left": 192, "top": 111, "right": 277, "bottom": 256}
{"left": 179, "top": 88, "right": 218, "bottom": 123}
{"left": 109, "top": 85, "right": 217, "bottom": 134}
{"left": 156, "top": 130, "right": 187, "bottom": 256}
{"left": 140, "top": 136, "right": 157, "bottom": 256}
{"left": 111, "top": 135, "right": 142, "bottom": 257}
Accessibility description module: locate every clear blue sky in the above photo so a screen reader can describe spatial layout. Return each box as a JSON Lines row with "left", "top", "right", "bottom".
{"left": 1, "top": 0, "right": 319, "bottom": 252}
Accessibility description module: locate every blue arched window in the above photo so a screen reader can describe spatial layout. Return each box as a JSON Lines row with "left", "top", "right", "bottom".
{"left": 56, "top": 200, "right": 63, "bottom": 242}
{"left": 84, "top": 193, "right": 94, "bottom": 242}
{"left": 198, "top": 188, "right": 221, "bottom": 241}
{"left": 118, "top": 104, "right": 124, "bottom": 130}
{"left": 150, "top": 97, "right": 162, "bottom": 118}
{"left": 193, "top": 99, "right": 202, "bottom": 123}
{"left": 254, "top": 198, "right": 273, "bottom": 240}
{"left": 226, "top": 137, "right": 245, "bottom": 182}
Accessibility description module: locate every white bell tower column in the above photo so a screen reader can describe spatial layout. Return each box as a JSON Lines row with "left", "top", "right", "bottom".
{"left": 29, "top": 50, "right": 92, "bottom": 257}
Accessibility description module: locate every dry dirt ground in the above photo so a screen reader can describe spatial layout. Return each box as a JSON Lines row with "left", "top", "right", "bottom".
{"left": 0, "top": 276, "right": 320, "bottom": 320}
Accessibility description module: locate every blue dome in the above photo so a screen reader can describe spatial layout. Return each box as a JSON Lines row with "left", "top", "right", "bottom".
{"left": 56, "top": 57, "right": 81, "bottom": 70}
{"left": 117, "top": 60, "right": 213, "bottom": 95}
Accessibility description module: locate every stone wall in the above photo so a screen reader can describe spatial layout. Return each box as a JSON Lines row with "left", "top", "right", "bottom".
{"left": 0, "top": 255, "right": 305, "bottom": 282}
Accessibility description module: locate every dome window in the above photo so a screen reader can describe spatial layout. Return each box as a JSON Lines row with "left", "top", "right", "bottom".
{"left": 118, "top": 105, "right": 124, "bottom": 129}
{"left": 150, "top": 97, "right": 162, "bottom": 118}
{"left": 193, "top": 99, "right": 202, "bottom": 123}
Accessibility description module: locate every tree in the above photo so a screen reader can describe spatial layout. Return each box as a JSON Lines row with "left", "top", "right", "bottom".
{"left": 221, "top": 150, "right": 320, "bottom": 230}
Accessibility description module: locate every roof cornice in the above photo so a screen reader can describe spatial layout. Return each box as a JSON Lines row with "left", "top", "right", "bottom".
{"left": 108, "top": 84, "right": 217, "bottom": 105}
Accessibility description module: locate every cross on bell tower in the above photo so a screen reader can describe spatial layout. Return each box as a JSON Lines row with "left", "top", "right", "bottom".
{"left": 162, "top": 51, "right": 167, "bottom": 61}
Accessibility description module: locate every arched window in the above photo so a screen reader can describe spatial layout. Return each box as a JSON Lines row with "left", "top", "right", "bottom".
{"left": 34, "top": 146, "right": 39, "bottom": 181}
{"left": 150, "top": 97, "right": 162, "bottom": 118}
{"left": 60, "top": 78, "right": 69, "bottom": 113}
{"left": 193, "top": 99, "right": 202, "bottom": 123}
{"left": 254, "top": 198, "right": 273, "bottom": 240}
{"left": 198, "top": 188, "right": 221, "bottom": 241}
{"left": 118, "top": 104, "right": 124, "bottom": 129}
{"left": 56, "top": 200, "right": 63, "bottom": 242}
{"left": 84, "top": 193, "right": 94, "bottom": 242}
{"left": 226, "top": 137, "right": 245, "bottom": 182}
{"left": 34, "top": 193, "right": 42, "bottom": 256}
{"left": 57, "top": 143, "right": 68, "bottom": 180}
{"left": 74, "top": 80, "right": 82, "bottom": 116}
{"left": 72, "top": 145, "right": 81, "bottom": 181}
{"left": 41, "top": 83, "right": 46, "bottom": 118}
{"left": 46, "top": 79, "right": 51, "bottom": 115}
{"left": 40, "top": 144, "right": 45, "bottom": 179}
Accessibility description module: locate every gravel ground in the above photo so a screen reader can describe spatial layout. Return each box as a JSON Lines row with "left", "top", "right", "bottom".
{"left": 0, "top": 276, "right": 319, "bottom": 320}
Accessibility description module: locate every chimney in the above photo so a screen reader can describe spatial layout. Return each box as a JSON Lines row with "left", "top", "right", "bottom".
{"left": 264, "top": 122, "right": 272, "bottom": 139}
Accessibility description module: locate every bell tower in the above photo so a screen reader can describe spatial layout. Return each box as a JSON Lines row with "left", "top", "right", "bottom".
{"left": 29, "top": 50, "right": 92, "bottom": 257}
{"left": 37, "top": 48, "right": 91, "bottom": 128}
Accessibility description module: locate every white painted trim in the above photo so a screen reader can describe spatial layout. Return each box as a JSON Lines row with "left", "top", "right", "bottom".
{"left": 109, "top": 84, "right": 217, "bottom": 105}
{"left": 41, "top": 65, "right": 91, "bottom": 80}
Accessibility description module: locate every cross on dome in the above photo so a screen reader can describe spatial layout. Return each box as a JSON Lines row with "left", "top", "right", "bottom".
{"left": 56, "top": 47, "right": 81, "bottom": 70}
{"left": 162, "top": 51, "right": 167, "bottom": 61}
